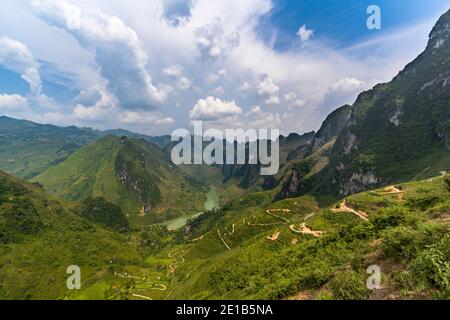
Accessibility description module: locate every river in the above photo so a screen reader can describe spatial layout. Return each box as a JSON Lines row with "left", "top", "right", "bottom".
{"left": 165, "top": 186, "right": 219, "bottom": 231}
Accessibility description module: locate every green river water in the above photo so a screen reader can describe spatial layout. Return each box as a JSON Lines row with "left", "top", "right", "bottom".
{"left": 165, "top": 186, "right": 219, "bottom": 231}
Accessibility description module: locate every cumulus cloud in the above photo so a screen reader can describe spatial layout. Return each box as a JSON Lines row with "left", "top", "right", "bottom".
{"left": 284, "top": 92, "right": 306, "bottom": 108}
{"left": 32, "top": 0, "right": 171, "bottom": 110}
{"left": 238, "top": 81, "right": 251, "bottom": 92}
{"left": 190, "top": 96, "right": 243, "bottom": 121}
{"left": 163, "top": 64, "right": 184, "bottom": 78}
{"left": 0, "top": 36, "right": 42, "bottom": 95}
{"left": 257, "top": 75, "right": 279, "bottom": 97}
{"left": 322, "top": 77, "right": 367, "bottom": 111}
{"left": 213, "top": 86, "right": 225, "bottom": 95}
{"left": 0, "top": 0, "right": 432, "bottom": 135}
{"left": 120, "top": 111, "right": 175, "bottom": 125}
{"left": 0, "top": 94, "right": 30, "bottom": 111}
{"left": 163, "top": 64, "right": 193, "bottom": 90}
{"left": 297, "top": 25, "right": 314, "bottom": 42}
{"left": 257, "top": 75, "right": 280, "bottom": 105}
{"left": 265, "top": 95, "right": 280, "bottom": 106}
{"left": 73, "top": 88, "right": 115, "bottom": 120}
{"left": 193, "top": 18, "right": 240, "bottom": 61}
{"left": 249, "top": 105, "right": 261, "bottom": 114}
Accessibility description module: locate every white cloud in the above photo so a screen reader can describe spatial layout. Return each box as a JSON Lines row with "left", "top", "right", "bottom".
{"left": 257, "top": 75, "right": 279, "bottom": 97}
{"left": 257, "top": 75, "right": 280, "bottom": 105}
{"left": 218, "top": 68, "right": 228, "bottom": 77}
{"left": 0, "top": 0, "right": 435, "bottom": 135}
{"left": 265, "top": 95, "right": 280, "bottom": 106}
{"left": 284, "top": 92, "right": 306, "bottom": 108}
{"left": 321, "top": 77, "right": 367, "bottom": 114}
{"left": 0, "top": 94, "right": 29, "bottom": 111}
{"left": 213, "top": 86, "right": 225, "bottom": 95}
{"left": 206, "top": 73, "right": 220, "bottom": 83}
{"left": 238, "top": 81, "right": 251, "bottom": 92}
{"left": 249, "top": 105, "right": 261, "bottom": 114}
{"left": 163, "top": 64, "right": 193, "bottom": 90}
{"left": 190, "top": 96, "right": 242, "bottom": 121}
{"left": 328, "top": 78, "right": 365, "bottom": 92}
{"left": 193, "top": 17, "right": 240, "bottom": 61}
{"left": 297, "top": 25, "right": 314, "bottom": 42}
{"left": 73, "top": 88, "right": 115, "bottom": 120}
{"left": 289, "top": 99, "right": 306, "bottom": 108}
{"left": 120, "top": 111, "right": 175, "bottom": 125}
{"left": 163, "top": 64, "right": 184, "bottom": 78}
{"left": 0, "top": 36, "right": 42, "bottom": 95}
{"left": 32, "top": 0, "right": 171, "bottom": 109}
{"left": 177, "top": 77, "right": 193, "bottom": 90}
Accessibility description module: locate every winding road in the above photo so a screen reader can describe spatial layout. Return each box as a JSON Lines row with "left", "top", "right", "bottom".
{"left": 331, "top": 201, "right": 369, "bottom": 221}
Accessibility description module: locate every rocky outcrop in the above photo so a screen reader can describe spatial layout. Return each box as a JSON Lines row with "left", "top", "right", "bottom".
{"left": 340, "top": 172, "right": 380, "bottom": 196}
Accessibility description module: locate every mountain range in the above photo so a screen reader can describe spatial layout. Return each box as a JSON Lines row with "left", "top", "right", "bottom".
{"left": 0, "top": 8, "right": 449, "bottom": 300}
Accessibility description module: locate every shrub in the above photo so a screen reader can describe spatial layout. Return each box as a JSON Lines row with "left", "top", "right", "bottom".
{"left": 77, "top": 197, "right": 129, "bottom": 232}
{"left": 406, "top": 195, "right": 441, "bottom": 211}
{"left": 370, "top": 207, "right": 407, "bottom": 231}
{"left": 444, "top": 174, "right": 450, "bottom": 191}
{"left": 330, "top": 271, "right": 370, "bottom": 300}
{"left": 409, "top": 234, "right": 450, "bottom": 297}
{"left": 381, "top": 223, "right": 447, "bottom": 261}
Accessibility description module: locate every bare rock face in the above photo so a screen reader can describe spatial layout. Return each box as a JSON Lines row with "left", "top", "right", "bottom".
{"left": 288, "top": 170, "right": 300, "bottom": 194}
{"left": 279, "top": 169, "right": 301, "bottom": 199}
{"left": 343, "top": 133, "right": 357, "bottom": 155}
{"left": 340, "top": 172, "right": 379, "bottom": 196}
{"left": 389, "top": 107, "right": 403, "bottom": 126}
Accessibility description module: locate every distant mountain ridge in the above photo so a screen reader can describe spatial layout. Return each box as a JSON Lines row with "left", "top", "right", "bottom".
{"left": 279, "top": 8, "right": 450, "bottom": 199}
{"left": 34, "top": 135, "right": 208, "bottom": 224}
{"left": 0, "top": 116, "right": 169, "bottom": 179}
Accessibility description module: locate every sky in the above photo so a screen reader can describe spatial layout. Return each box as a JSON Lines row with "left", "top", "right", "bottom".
{"left": 0, "top": 0, "right": 449, "bottom": 136}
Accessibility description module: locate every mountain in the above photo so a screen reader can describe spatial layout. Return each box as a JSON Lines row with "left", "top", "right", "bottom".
{"left": 33, "top": 136, "right": 209, "bottom": 224}
{"left": 279, "top": 9, "right": 450, "bottom": 199}
{"left": 0, "top": 116, "right": 100, "bottom": 180}
{"left": 220, "top": 132, "right": 316, "bottom": 190}
{"left": 0, "top": 116, "right": 169, "bottom": 180}
{"left": 0, "top": 171, "right": 141, "bottom": 299}
{"left": 159, "top": 174, "right": 449, "bottom": 300}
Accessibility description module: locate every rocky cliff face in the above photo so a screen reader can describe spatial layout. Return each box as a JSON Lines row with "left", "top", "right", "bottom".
{"left": 325, "top": 9, "right": 450, "bottom": 196}
{"left": 278, "top": 9, "right": 450, "bottom": 199}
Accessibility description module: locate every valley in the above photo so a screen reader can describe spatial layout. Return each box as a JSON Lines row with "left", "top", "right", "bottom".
{"left": 0, "top": 7, "right": 449, "bottom": 301}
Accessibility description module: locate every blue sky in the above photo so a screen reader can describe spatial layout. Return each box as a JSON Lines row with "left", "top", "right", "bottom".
{"left": 0, "top": 0, "right": 449, "bottom": 135}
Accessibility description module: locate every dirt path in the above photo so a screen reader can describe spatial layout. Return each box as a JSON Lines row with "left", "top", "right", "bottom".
{"left": 267, "top": 231, "right": 281, "bottom": 241}
{"left": 168, "top": 249, "right": 185, "bottom": 273}
{"left": 225, "top": 223, "right": 236, "bottom": 235}
{"left": 378, "top": 186, "right": 404, "bottom": 200}
{"left": 266, "top": 209, "right": 290, "bottom": 223}
{"left": 132, "top": 293, "right": 153, "bottom": 300}
{"left": 217, "top": 229, "right": 232, "bottom": 250}
{"left": 331, "top": 201, "right": 369, "bottom": 221}
{"left": 151, "top": 284, "right": 167, "bottom": 291}
{"left": 290, "top": 224, "right": 325, "bottom": 237}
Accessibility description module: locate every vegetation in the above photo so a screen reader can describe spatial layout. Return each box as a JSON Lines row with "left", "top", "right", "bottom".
{"left": 76, "top": 197, "right": 129, "bottom": 232}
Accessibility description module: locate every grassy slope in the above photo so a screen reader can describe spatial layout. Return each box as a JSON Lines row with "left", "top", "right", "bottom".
{"left": 151, "top": 175, "right": 449, "bottom": 300}
{"left": 33, "top": 136, "right": 208, "bottom": 224}
{"left": 0, "top": 116, "right": 99, "bottom": 180}
{"left": 0, "top": 171, "right": 141, "bottom": 300}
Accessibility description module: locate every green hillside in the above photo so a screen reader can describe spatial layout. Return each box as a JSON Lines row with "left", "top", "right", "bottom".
{"left": 33, "top": 136, "right": 209, "bottom": 224}
{"left": 0, "top": 116, "right": 169, "bottom": 181}
{"left": 278, "top": 9, "right": 450, "bottom": 199}
{"left": 159, "top": 175, "right": 450, "bottom": 300}
{"left": 66, "top": 174, "right": 449, "bottom": 300}
{"left": 0, "top": 171, "right": 141, "bottom": 299}
{"left": 0, "top": 116, "right": 99, "bottom": 180}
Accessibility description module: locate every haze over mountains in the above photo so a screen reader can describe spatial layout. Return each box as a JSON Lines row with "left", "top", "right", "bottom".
{"left": 0, "top": 8, "right": 449, "bottom": 301}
